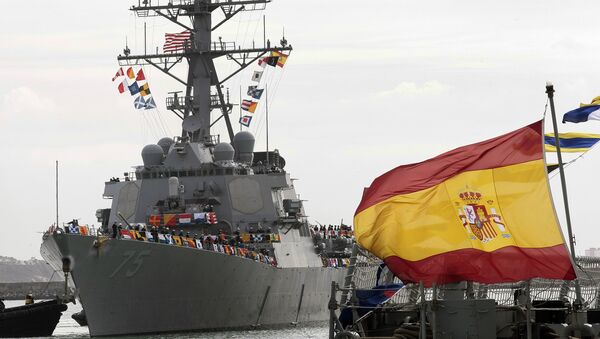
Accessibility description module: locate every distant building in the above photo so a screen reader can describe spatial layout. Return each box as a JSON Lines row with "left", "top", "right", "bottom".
{"left": 584, "top": 248, "right": 600, "bottom": 257}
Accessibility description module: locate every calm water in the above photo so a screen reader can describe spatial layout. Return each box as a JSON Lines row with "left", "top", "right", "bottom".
{"left": 5, "top": 300, "right": 329, "bottom": 338}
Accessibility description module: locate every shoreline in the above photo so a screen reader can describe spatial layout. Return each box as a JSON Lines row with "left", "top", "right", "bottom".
{"left": 0, "top": 282, "right": 67, "bottom": 300}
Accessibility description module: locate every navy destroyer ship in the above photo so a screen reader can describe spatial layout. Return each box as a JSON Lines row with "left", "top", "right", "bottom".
{"left": 40, "top": 1, "right": 351, "bottom": 336}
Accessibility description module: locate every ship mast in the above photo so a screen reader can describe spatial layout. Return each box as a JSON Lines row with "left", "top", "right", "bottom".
{"left": 117, "top": 0, "right": 292, "bottom": 144}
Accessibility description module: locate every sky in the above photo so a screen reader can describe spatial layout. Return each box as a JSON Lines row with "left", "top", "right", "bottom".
{"left": 2, "top": 0, "right": 600, "bottom": 259}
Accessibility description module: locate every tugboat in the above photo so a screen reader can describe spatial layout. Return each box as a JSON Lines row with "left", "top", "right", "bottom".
{"left": 40, "top": 0, "right": 353, "bottom": 337}
{"left": 1, "top": 258, "right": 73, "bottom": 338}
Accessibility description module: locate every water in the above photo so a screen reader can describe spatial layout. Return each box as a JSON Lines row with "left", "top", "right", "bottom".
{"left": 4, "top": 300, "right": 329, "bottom": 338}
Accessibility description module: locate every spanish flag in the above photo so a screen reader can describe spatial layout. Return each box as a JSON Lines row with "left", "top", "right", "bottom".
{"left": 354, "top": 121, "right": 576, "bottom": 286}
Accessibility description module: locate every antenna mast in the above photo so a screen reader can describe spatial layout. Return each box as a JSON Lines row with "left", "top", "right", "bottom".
{"left": 265, "top": 83, "right": 269, "bottom": 168}
{"left": 117, "top": 0, "right": 292, "bottom": 145}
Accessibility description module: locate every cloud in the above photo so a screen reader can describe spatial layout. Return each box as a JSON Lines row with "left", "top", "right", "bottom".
{"left": 551, "top": 37, "right": 585, "bottom": 52}
{"left": 377, "top": 81, "right": 450, "bottom": 97}
{"left": 1, "top": 87, "right": 56, "bottom": 119}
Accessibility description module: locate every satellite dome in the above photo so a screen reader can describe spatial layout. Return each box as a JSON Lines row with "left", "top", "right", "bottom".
{"left": 141, "top": 144, "right": 164, "bottom": 167}
{"left": 214, "top": 142, "right": 235, "bottom": 162}
{"left": 233, "top": 131, "right": 255, "bottom": 151}
{"left": 157, "top": 137, "right": 174, "bottom": 155}
{"left": 233, "top": 131, "right": 255, "bottom": 164}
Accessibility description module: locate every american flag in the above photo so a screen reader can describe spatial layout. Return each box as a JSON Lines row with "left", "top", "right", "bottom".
{"left": 163, "top": 31, "right": 192, "bottom": 53}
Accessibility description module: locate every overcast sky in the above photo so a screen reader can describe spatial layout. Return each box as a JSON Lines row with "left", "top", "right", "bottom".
{"left": 2, "top": 0, "right": 600, "bottom": 260}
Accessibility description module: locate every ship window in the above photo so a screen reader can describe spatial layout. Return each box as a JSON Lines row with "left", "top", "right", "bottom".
{"left": 179, "top": 171, "right": 187, "bottom": 177}
{"left": 209, "top": 169, "right": 215, "bottom": 176}
{"left": 216, "top": 168, "right": 223, "bottom": 175}
{"left": 142, "top": 172, "right": 150, "bottom": 179}
{"left": 226, "top": 169, "right": 233, "bottom": 175}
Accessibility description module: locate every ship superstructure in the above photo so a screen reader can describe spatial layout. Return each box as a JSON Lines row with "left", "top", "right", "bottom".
{"left": 40, "top": 1, "right": 352, "bottom": 336}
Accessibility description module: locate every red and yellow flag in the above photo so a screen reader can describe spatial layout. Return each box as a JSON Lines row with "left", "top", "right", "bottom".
{"left": 163, "top": 214, "right": 177, "bottom": 227}
{"left": 271, "top": 51, "right": 288, "bottom": 67}
{"left": 354, "top": 121, "right": 576, "bottom": 286}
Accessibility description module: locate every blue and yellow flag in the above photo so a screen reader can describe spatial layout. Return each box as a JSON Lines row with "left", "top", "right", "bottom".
{"left": 544, "top": 132, "right": 600, "bottom": 152}
{"left": 563, "top": 95, "right": 600, "bottom": 123}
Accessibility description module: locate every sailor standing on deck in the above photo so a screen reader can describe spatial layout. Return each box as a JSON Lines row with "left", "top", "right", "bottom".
{"left": 111, "top": 222, "right": 118, "bottom": 239}
{"left": 25, "top": 294, "right": 34, "bottom": 305}
{"left": 151, "top": 226, "right": 159, "bottom": 242}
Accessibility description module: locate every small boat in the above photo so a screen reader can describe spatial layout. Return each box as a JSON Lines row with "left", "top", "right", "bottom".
{"left": 0, "top": 299, "right": 67, "bottom": 338}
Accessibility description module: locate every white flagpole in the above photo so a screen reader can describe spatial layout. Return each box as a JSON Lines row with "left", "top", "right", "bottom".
{"left": 265, "top": 83, "right": 269, "bottom": 168}
{"left": 56, "top": 160, "right": 59, "bottom": 229}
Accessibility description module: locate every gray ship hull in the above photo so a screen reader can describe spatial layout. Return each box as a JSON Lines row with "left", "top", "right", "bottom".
{"left": 41, "top": 234, "right": 346, "bottom": 337}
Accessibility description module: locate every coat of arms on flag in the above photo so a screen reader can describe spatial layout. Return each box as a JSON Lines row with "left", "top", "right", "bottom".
{"left": 455, "top": 187, "right": 510, "bottom": 243}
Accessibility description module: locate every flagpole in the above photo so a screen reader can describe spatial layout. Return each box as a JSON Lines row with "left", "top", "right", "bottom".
{"left": 265, "top": 83, "right": 270, "bottom": 168}
{"left": 545, "top": 82, "right": 583, "bottom": 308}
{"left": 239, "top": 85, "right": 242, "bottom": 132}
{"left": 56, "top": 160, "right": 59, "bottom": 229}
